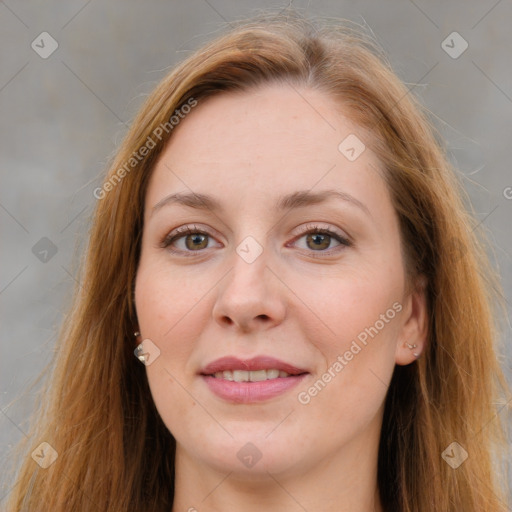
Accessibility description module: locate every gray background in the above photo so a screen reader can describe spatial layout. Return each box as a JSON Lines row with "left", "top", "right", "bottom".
{"left": 1, "top": 0, "right": 511, "bottom": 504}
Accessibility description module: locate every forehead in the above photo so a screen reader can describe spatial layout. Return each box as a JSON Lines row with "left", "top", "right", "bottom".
{"left": 146, "top": 83, "right": 390, "bottom": 220}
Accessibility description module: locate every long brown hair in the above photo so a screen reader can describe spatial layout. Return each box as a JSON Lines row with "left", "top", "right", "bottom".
{"left": 6, "top": 11, "right": 510, "bottom": 511}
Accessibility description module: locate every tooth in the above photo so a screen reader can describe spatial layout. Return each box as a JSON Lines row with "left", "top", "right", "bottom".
{"left": 249, "top": 370, "right": 268, "bottom": 382}
{"left": 214, "top": 372, "right": 223, "bottom": 379}
{"left": 278, "top": 370, "right": 290, "bottom": 378}
{"left": 233, "top": 370, "right": 249, "bottom": 382}
{"left": 266, "top": 369, "right": 279, "bottom": 379}
{"left": 222, "top": 370, "right": 234, "bottom": 381}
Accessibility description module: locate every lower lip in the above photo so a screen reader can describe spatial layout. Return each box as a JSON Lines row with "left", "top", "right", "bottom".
{"left": 202, "top": 374, "right": 307, "bottom": 403}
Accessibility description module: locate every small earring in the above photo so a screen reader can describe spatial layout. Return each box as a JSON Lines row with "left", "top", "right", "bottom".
{"left": 134, "top": 331, "right": 140, "bottom": 337}
{"left": 405, "top": 342, "right": 420, "bottom": 358}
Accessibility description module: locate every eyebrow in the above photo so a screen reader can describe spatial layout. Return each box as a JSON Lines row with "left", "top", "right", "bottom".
{"left": 151, "top": 189, "right": 371, "bottom": 218}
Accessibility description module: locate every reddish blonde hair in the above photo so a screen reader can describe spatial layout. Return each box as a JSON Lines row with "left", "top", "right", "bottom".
{"left": 6, "top": 12, "right": 510, "bottom": 511}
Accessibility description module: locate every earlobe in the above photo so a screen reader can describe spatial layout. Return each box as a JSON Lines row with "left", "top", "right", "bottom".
{"left": 395, "top": 277, "right": 429, "bottom": 365}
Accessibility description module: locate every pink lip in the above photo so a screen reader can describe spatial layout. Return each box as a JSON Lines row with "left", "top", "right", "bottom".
{"left": 201, "top": 356, "right": 307, "bottom": 375}
{"left": 200, "top": 356, "right": 309, "bottom": 404}
{"left": 202, "top": 375, "right": 307, "bottom": 403}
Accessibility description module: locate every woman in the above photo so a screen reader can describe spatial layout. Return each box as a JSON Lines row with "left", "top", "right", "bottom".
{"left": 6, "top": 12, "right": 510, "bottom": 511}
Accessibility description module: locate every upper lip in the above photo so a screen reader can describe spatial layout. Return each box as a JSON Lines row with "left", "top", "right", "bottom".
{"left": 200, "top": 356, "right": 309, "bottom": 376}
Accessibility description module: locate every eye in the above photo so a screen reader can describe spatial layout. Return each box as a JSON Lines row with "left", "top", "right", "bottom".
{"left": 290, "top": 223, "right": 352, "bottom": 257}
{"left": 160, "top": 225, "right": 220, "bottom": 255}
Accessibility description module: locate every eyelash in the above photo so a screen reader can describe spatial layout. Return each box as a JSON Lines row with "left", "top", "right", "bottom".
{"left": 159, "top": 223, "right": 352, "bottom": 258}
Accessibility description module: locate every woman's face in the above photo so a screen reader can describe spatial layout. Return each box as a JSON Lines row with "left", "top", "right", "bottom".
{"left": 135, "top": 83, "right": 426, "bottom": 479}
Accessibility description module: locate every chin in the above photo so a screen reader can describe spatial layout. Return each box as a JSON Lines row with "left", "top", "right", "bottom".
{"left": 181, "top": 427, "right": 309, "bottom": 478}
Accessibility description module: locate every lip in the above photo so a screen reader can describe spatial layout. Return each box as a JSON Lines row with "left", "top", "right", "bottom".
{"left": 201, "top": 356, "right": 308, "bottom": 375}
{"left": 200, "top": 356, "right": 309, "bottom": 404}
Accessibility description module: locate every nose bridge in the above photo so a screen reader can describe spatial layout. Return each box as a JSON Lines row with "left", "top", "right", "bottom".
{"left": 226, "top": 211, "right": 271, "bottom": 285}
{"left": 228, "top": 234, "right": 270, "bottom": 296}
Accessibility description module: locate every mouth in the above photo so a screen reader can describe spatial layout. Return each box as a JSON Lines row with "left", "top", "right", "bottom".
{"left": 199, "top": 356, "right": 309, "bottom": 403}
{"left": 209, "top": 368, "right": 295, "bottom": 381}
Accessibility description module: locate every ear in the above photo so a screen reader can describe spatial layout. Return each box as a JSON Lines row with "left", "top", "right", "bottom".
{"left": 395, "top": 276, "right": 429, "bottom": 365}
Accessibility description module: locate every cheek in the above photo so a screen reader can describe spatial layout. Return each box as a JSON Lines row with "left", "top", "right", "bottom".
{"left": 135, "top": 265, "right": 210, "bottom": 434}
{"left": 291, "top": 261, "right": 402, "bottom": 352}
{"left": 295, "top": 317, "right": 398, "bottom": 446}
{"left": 134, "top": 264, "right": 205, "bottom": 406}
{"left": 135, "top": 259, "right": 209, "bottom": 343}
{"left": 293, "top": 264, "right": 401, "bottom": 418}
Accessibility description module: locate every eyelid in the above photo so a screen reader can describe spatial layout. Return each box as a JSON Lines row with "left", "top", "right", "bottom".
{"left": 292, "top": 222, "right": 351, "bottom": 243}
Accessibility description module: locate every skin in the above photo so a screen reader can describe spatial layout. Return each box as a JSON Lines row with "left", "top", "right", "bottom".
{"left": 134, "top": 83, "right": 428, "bottom": 512}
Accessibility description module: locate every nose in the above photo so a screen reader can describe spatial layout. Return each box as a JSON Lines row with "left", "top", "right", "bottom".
{"left": 211, "top": 247, "right": 286, "bottom": 334}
